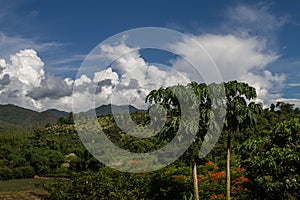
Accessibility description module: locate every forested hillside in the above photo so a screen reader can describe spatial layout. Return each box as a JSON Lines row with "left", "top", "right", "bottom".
{"left": 0, "top": 104, "right": 59, "bottom": 126}
{"left": 0, "top": 82, "right": 299, "bottom": 200}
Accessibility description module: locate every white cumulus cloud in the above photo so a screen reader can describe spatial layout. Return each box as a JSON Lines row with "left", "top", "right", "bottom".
{"left": 169, "top": 33, "right": 283, "bottom": 106}
{"left": 0, "top": 49, "right": 72, "bottom": 111}
{"left": 72, "top": 42, "right": 191, "bottom": 112}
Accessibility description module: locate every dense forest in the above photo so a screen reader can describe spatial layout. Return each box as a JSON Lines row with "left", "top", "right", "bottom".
{"left": 0, "top": 81, "right": 299, "bottom": 200}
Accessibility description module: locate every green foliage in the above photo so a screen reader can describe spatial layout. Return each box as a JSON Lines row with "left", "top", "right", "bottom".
{"left": 1, "top": 82, "right": 300, "bottom": 200}
{"left": 0, "top": 104, "right": 57, "bottom": 126}
{"left": 46, "top": 167, "right": 150, "bottom": 200}
{"left": 0, "top": 166, "right": 13, "bottom": 180}
{"left": 149, "top": 163, "right": 249, "bottom": 200}
{"left": 0, "top": 123, "right": 98, "bottom": 179}
{"left": 25, "top": 148, "right": 64, "bottom": 175}
{"left": 12, "top": 166, "right": 35, "bottom": 179}
{"left": 239, "top": 118, "right": 300, "bottom": 199}
{"left": 222, "top": 81, "right": 262, "bottom": 200}
{"left": 0, "top": 178, "right": 55, "bottom": 192}
{"left": 149, "top": 166, "right": 193, "bottom": 200}
{"left": 0, "top": 122, "right": 31, "bottom": 135}
{"left": 45, "top": 164, "right": 249, "bottom": 200}
{"left": 101, "top": 113, "right": 165, "bottom": 153}
{"left": 146, "top": 81, "right": 261, "bottom": 200}
{"left": 224, "top": 81, "right": 262, "bottom": 132}
{"left": 57, "top": 112, "right": 74, "bottom": 125}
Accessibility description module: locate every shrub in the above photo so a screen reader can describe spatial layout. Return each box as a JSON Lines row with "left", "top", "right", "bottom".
{"left": 149, "top": 166, "right": 192, "bottom": 200}
{"left": 12, "top": 166, "right": 35, "bottom": 179}
{"left": 46, "top": 167, "right": 150, "bottom": 200}
{"left": 13, "top": 167, "right": 23, "bottom": 179}
{"left": 0, "top": 166, "right": 13, "bottom": 180}
{"left": 197, "top": 162, "right": 249, "bottom": 199}
{"left": 21, "top": 166, "right": 35, "bottom": 178}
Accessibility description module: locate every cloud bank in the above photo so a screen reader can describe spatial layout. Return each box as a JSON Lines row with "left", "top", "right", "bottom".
{"left": 0, "top": 3, "right": 298, "bottom": 111}
{"left": 0, "top": 34, "right": 286, "bottom": 112}
{"left": 0, "top": 46, "right": 190, "bottom": 112}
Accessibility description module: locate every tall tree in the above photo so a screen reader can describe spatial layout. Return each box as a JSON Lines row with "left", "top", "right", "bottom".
{"left": 223, "top": 81, "right": 262, "bottom": 200}
{"left": 146, "top": 80, "right": 260, "bottom": 200}
{"left": 146, "top": 82, "right": 224, "bottom": 200}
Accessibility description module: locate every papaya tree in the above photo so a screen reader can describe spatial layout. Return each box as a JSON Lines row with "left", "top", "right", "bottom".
{"left": 146, "top": 80, "right": 260, "bottom": 200}
{"left": 146, "top": 81, "right": 225, "bottom": 200}
{"left": 223, "top": 80, "right": 262, "bottom": 200}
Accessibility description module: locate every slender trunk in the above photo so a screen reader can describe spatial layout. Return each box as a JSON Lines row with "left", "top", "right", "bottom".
{"left": 193, "top": 160, "right": 199, "bottom": 200}
{"left": 226, "top": 131, "right": 231, "bottom": 200}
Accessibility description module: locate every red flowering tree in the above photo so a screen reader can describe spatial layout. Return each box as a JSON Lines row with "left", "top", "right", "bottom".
{"left": 160, "top": 162, "right": 249, "bottom": 199}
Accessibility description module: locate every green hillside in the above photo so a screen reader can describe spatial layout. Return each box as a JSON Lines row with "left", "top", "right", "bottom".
{"left": 0, "top": 104, "right": 58, "bottom": 126}
{"left": 0, "top": 121, "right": 31, "bottom": 135}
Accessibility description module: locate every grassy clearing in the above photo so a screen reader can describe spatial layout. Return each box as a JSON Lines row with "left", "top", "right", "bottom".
{"left": 0, "top": 189, "right": 49, "bottom": 200}
{"left": 0, "top": 178, "right": 62, "bottom": 199}
{"left": 0, "top": 178, "right": 55, "bottom": 192}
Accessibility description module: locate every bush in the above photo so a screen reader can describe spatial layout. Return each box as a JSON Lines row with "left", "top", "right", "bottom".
{"left": 46, "top": 167, "right": 150, "bottom": 200}
{"left": 21, "top": 166, "right": 35, "bottom": 178}
{"left": 0, "top": 166, "right": 13, "bottom": 180}
{"left": 9, "top": 154, "right": 26, "bottom": 167}
{"left": 197, "top": 162, "right": 249, "bottom": 199}
{"left": 149, "top": 166, "right": 192, "bottom": 200}
{"left": 239, "top": 118, "right": 300, "bottom": 199}
{"left": 13, "top": 167, "right": 23, "bottom": 179}
{"left": 12, "top": 166, "right": 35, "bottom": 179}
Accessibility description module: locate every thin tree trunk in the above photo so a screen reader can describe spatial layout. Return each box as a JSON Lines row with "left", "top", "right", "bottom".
{"left": 193, "top": 160, "right": 199, "bottom": 200}
{"left": 226, "top": 131, "right": 231, "bottom": 200}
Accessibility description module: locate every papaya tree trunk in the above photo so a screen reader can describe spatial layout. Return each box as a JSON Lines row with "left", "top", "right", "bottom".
{"left": 226, "top": 131, "right": 231, "bottom": 200}
{"left": 193, "top": 159, "right": 199, "bottom": 200}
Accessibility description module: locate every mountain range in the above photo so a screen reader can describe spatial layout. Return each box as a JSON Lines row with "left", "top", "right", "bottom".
{"left": 0, "top": 104, "right": 145, "bottom": 133}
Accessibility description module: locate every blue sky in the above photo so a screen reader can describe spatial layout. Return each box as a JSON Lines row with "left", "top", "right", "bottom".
{"left": 0, "top": 0, "right": 300, "bottom": 111}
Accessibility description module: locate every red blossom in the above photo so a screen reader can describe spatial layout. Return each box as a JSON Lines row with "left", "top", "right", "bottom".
{"left": 241, "top": 177, "right": 249, "bottom": 182}
{"left": 205, "top": 161, "right": 214, "bottom": 165}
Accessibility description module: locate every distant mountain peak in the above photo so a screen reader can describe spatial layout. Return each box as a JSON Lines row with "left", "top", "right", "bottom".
{"left": 84, "top": 104, "right": 146, "bottom": 116}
